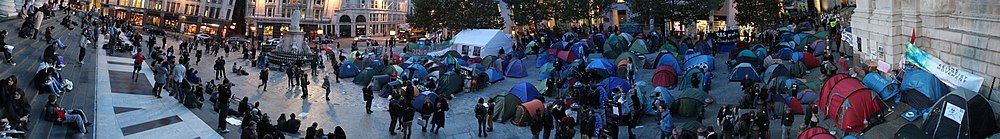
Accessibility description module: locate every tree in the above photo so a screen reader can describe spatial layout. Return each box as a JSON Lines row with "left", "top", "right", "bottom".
{"left": 506, "top": 0, "right": 550, "bottom": 27}
{"left": 408, "top": 0, "right": 500, "bottom": 31}
{"left": 735, "top": 0, "right": 784, "bottom": 30}
{"left": 630, "top": 0, "right": 722, "bottom": 31}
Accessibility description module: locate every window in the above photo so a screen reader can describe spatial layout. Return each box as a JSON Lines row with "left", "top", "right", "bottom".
{"left": 282, "top": 0, "right": 287, "bottom": 3}
{"left": 265, "top": 6, "right": 275, "bottom": 16}
{"left": 313, "top": 9, "right": 321, "bottom": 18}
{"left": 226, "top": 9, "right": 231, "bottom": 19}
{"left": 266, "top": 0, "right": 273, "bottom": 3}
{"left": 314, "top": 0, "right": 321, "bottom": 5}
{"left": 473, "top": 47, "right": 481, "bottom": 57}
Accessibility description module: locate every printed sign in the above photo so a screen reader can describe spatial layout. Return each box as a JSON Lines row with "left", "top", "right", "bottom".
{"left": 714, "top": 30, "right": 739, "bottom": 45}
{"left": 943, "top": 102, "right": 965, "bottom": 123}
{"left": 905, "top": 43, "right": 985, "bottom": 91}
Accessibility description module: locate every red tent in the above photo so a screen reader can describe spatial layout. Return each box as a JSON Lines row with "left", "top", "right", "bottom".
{"left": 557, "top": 51, "right": 577, "bottom": 62}
{"left": 798, "top": 127, "right": 836, "bottom": 139}
{"left": 838, "top": 57, "right": 849, "bottom": 72}
{"left": 802, "top": 52, "right": 821, "bottom": 69}
{"left": 546, "top": 49, "right": 559, "bottom": 55}
{"left": 820, "top": 74, "right": 884, "bottom": 132}
{"left": 652, "top": 66, "right": 678, "bottom": 88}
{"left": 786, "top": 96, "right": 804, "bottom": 114}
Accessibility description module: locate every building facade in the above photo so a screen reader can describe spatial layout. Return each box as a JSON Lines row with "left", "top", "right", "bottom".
{"left": 850, "top": 0, "right": 999, "bottom": 94}
{"left": 248, "top": 0, "right": 409, "bottom": 39}
{"left": 331, "top": 0, "right": 408, "bottom": 38}
{"left": 249, "top": 0, "right": 333, "bottom": 39}
{"left": 101, "top": 0, "right": 237, "bottom": 37}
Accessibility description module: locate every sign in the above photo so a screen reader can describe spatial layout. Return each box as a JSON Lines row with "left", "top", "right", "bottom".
{"left": 943, "top": 102, "right": 965, "bottom": 123}
{"left": 842, "top": 31, "right": 855, "bottom": 47}
{"left": 905, "top": 43, "right": 985, "bottom": 91}
{"left": 714, "top": 30, "right": 739, "bottom": 45}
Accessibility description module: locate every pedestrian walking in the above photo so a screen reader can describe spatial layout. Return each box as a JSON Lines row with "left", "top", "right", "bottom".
{"left": 78, "top": 44, "right": 86, "bottom": 65}
{"left": 214, "top": 57, "right": 226, "bottom": 80}
{"left": 258, "top": 67, "right": 269, "bottom": 91}
{"left": 401, "top": 104, "right": 415, "bottom": 139}
{"left": 475, "top": 98, "right": 489, "bottom": 137}
{"left": 299, "top": 71, "right": 309, "bottom": 99}
{"left": 431, "top": 97, "right": 447, "bottom": 133}
{"left": 531, "top": 109, "right": 542, "bottom": 138}
{"left": 152, "top": 62, "right": 167, "bottom": 98}
{"left": 1, "top": 30, "right": 14, "bottom": 66}
{"left": 363, "top": 84, "right": 373, "bottom": 113}
{"left": 132, "top": 49, "right": 144, "bottom": 82}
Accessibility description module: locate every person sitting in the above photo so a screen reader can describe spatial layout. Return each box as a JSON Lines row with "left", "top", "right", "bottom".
{"left": 275, "top": 113, "right": 287, "bottom": 131}
{"left": 5, "top": 78, "right": 30, "bottom": 131}
{"left": 43, "top": 95, "right": 91, "bottom": 133}
{"left": 282, "top": 113, "right": 301, "bottom": 133}
{"left": 231, "top": 64, "right": 249, "bottom": 76}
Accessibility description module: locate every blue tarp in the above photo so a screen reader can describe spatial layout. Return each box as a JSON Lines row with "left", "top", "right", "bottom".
{"left": 683, "top": 54, "right": 715, "bottom": 71}
{"left": 338, "top": 61, "right": 360, "bottom": 78}
{"left": 487, "top": 68, "right": 505, "bottom": 83}
{"left": 505, "top": 59, "right": 528, "bottom": 78}
{"left": 657, "top": 54, "right": 682, "bottom": 75}
{"left": 729, "top": 63, "right": 760, "bottom": 82}
{"left": 510, "top": 82, "right": 541, "bottom": 103}
{"left": 863, "top": 73, "right": 900, "bottom": 101}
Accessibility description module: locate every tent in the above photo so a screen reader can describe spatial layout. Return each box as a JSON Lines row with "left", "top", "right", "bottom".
{"left": 796, "top": 89, "right": 819, "bottom": 104}
{"left": 660, "top": 43, "right": 678, "bottom": 52}
{"left": 810, "top": 40, "right": 828, "bottom": 55}
{"left": 922, "top": 89, "right": 999, "bottom": 139}
{"left": 556, "top": 50, "right": 577, "bottom": 62}
{"left": 862, "top": 73, "right": 899, "bottom": 101}
{"left": 798, "top": 127, "right": 836, "bottom": 139}
{"left": 537, "top": 62, "right": 555, "bottom": 81}
{"left": 371, "top": 75, "right": 392, "bottom": 91}
{"left": 652, "top": 66, "right": 679, "bottom": 88}
{"left": 570, "top": 42, "right": 587, "bottom": 58}
{"left": 677, "top": 68, "right": 709, "bottom": 90}
{"left": 819, "top": 74, "right": 884, "bottom": 132}
{"left": 895, "top": 123, "right": 930, "bottom": 139}
{"left": 505, "top": 59, "right": 527, "bottom": 78}
{"left": 785, "top": 96, "right": 805, "bottom": 114}
{"left": 776, "top": 48, "right": 795, "bottom": 60}
{"left": 352, "top": 67, "right": 378, "bottom": 86}
{"left": 599, "top": 77, "right": 632, "bottom": 96}
{"left": 510, "top": 82, "right": 541, "bottom": 103}
{"left": 603, "top": 34, "right": 628, "bottom": 58}
{"left": 587, "top": 58, "right": 616, "bottom": 77}
{"left": 492, "top": 94, "right": 523, "bottom": 122}
{"left": 644, "top": 87, "right": 675, "bottom": 115}
{"left": 762, "top": 64, "right": 790, "bottom": 84}
{"left": 802, "top": 52, "right": 821, "bottom": 69}
{"left": 900, "top": 69, "right": 948, "bottom": 111}
{"left": 436, "top": 71, "right": 465, "bottom": 96}
{"left": 405, "top": 64, "right": 429, "bottom": 81}
{"left": 784, "top": 62, "right": 807, "bottom": 77}
{"left": 615, "top": 52, "right": 642, "bottom": 70}
{"left": 512, "top": 99, "right": 545, "bottom": 126}
{"left": 682, "top": 54, "right": 715, "bottom": 71}
{"left": 382, "top": 65, "right": 404, "bottom": 77}
{"left": 481, "top": 55, "right": 499, "bottom": 68}
{"left": 535, "top": 53, "right": 553, "bottom": 68}
{"left": 729, "top": 63, "right": 761, "bottom": 82}
{"left": 656, "top": 53, "right": 682, "bottom": 75}
{"left": 670, "top": 88, "right": 708, "bottom": 118}
{"left": 448, "top": 29, "right": 513, "bottom": 58}
{"left": 338, "top": 61, "right": 360, "bottom": 78}
{"left": 412, "top": 91, "right": 439, "bottom": 113}
{"left": 629, "top": 39, "right": 650, "bottom": 54}
{"left": 486, "top": 68, "right": 505, "bottom": 83}
{"left": 732, "top": 49, "right": 763, "bottom": 68}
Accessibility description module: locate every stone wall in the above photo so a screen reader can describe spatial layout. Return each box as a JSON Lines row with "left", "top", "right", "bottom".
{"left": 851, "top": 0, "right": 1000, "bottom": 99}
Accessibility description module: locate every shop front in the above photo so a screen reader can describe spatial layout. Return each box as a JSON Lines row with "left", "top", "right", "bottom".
{"left": 163, "top": 13, "right": 181, "bottom": 33}
{"left": 181, "top": 16, "right": 201, "bottom": 35}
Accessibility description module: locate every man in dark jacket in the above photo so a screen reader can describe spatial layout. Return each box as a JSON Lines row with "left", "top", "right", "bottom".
{"left": 284, "top": 113, "right": 301, "bottom": 133}
{"left": 475, "top": 98, "right": 488, "bottom": 137}
{"left": 305, "top": 122, "right": 318, "bottom": 139}
{"left": 258, "top": 67, "right": 269, "bottom": 91}
{"left": 388, "top": 95, "right": 400, "bottom": 135}
{"left": 214, "top": 57, "right": 225, "bottom": 80}
{"left": 363, "top": 84, "right": 373, "bottom": 113}
{"left": 217, "top": 79, "right": 233, "bottom": 133}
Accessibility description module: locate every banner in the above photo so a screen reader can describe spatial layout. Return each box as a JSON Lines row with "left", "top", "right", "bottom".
{"left": 905, "top": 43, "right": 985, "bottom": 92}
{"left": 714, "top": 30, "right": 739, "bottom": 45}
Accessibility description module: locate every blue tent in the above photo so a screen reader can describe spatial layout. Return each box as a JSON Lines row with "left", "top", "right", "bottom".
{"left": 776, "top": 48, "right": 795, "bottom": 60}
{"left": 683, "top": 54, "right": 715, "bottom": 71}
{"left": 510, "top": 82, "right": 541, "bottom": 103}
{"left": 659, "top": 110, "right": 674, "bottom": 133}
{"left": 790, "top": 51, "right": 805, "bottom": 62}
{"left": 656, "top": 54, "right": 682, "bottom": 75}
{"left": 369, "top": 59, "right": 386, "bottom": 71}
{"left": 505, "top": 59, "right": 528, "bottom": 78}
{"left": 729, "top": 63, "right": 760, "bottom": 82}
{"left": 797, "top": 89, "right": 819, "bottom": 104}
{"left": 405, "top": 64, "right": 429, "bottom": 81}
{"left": 863, "top": 73, "right": 900, "bottom": 101}
{"left": 487, "top": 68, "right": 505, "bottom": 83}
{"left": 338, "top": 61, "right": 360, "bottom": 78}
{"left": 412, "top": 91, "right": 439, "bottom": 112}
{"left": 571, "top": 42, "right": 587, "bottom": 58}
{"left": 599, "top": 77, "right": 632, "bottom": 94}
{"left": 900, "top": 69, "right": 949, "bottom": 111}
{"left": 535, "top": 53, "right": 553, "bottom": 68}
{"left": 537, "top": 63, "right": 554, "bottom": 81}
{"left": 753, "top": 45, "right": 768, "bottom": 58}
{"left": 694, "top": 40, "right": 712, "bottom": 54}
{"left": 469, "top": 63, "right": 487, "bottom": 73}
{"left": 587, "top": 58, "right": 616, "bottom": 76}
{"left": 645, "top": 87, "right": 675, "bottom": 115}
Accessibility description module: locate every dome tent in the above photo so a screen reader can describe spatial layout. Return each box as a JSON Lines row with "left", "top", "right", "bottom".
{"left": 922, "top": 89, "right": 998, "bottom": 139}
{"left": 819, "top": 74, "right": 885, "bottom": 133}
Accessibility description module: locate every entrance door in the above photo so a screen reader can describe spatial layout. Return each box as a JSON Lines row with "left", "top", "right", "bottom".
{"left": 339, "top": 25, "right": 351, "bottom": 38}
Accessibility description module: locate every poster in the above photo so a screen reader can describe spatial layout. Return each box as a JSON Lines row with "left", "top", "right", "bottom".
{"left": 943, "top": 102, "right": 965, "bottom": 123}
{"left": 905, "top": 43, "right": 985, "bottom": 91}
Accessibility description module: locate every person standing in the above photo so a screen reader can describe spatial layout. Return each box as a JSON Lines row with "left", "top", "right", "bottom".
{"left": 1, "top": 30, "right": 14, "bottom": 66}
{"left": 331, "top": 57, "right": 341, "bottom": 83}
{"left": 324, "top": 75, "right": 332, "bottom": 100}
{"left": 541, "top": 106, "right": 554, "bottom": 139}
{"left": 299, "top": 70, "right": 309, "bottom": 99}
{"left": 258, "top": 67, "right": 269, "bottom": 91}
{"left": 214, "top": 57, "right": 226, "bottom": 80}
{"left": 171, "top": 62, "right": 186, "bottom": 96}
{"left": 475, "top": 98, "right": 488, "bottom": 137}
{"left": 401, "top": 104, "right": 415, "bottom": 139}
{"left": 363, "top": 84, "right": 373, "bottom": 113}
{"left": 152, "top": 62, "right": 167, "bottom": 98}
{"left": 431, "top": 97, "right": 447, "bottom": 133}
{"left": 531, "top": 109, "right": 542, "bottom": 139}
{"left": 388, "top": 95, "right": 400, "bottom": 135}
{"left": 78, "top": 41, "right": 86, "bottom": 65}
{"left": 782, "top": 110, "right": 794, "bottom": 139}
{"left": 217, "top": 79, "right": 233, "bottom": 133}
{"left": 132, "top": 49, "right": 144, "bottom": 82}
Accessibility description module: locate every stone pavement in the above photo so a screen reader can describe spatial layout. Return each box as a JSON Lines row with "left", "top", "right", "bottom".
{"left": 92, "top": 36, "right": 222, "bottom": 138}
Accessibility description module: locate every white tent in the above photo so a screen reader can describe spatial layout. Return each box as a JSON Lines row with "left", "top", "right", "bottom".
{"left": 448, "top": 29, "right": 512, "bottom": 58}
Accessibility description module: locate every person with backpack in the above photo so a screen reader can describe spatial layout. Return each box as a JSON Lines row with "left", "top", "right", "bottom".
{"left": 475, "top": 98, "right": 488, "bottom": 137}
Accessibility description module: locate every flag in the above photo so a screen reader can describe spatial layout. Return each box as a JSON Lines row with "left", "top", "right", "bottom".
{"left": 909, "top": 28, "right": 916, "bottom": 44}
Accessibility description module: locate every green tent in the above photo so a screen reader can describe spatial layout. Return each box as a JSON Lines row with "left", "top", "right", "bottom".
{"left": 603, "top": 34, "right": 628, "bottom": 58}
{"left": 435, "top": 71, "right": 466, "bottom": 97}
{"left": 677, "top": 68, "right": 707, "bottom": 90}
{"left": 382, "top": 65, "right": 403, "bottom": 76}
{"left": 629, "top": 39, "right": 650, "bottom": 54}
{"left": 492, "top": 94, "right": 523, "bottom": 123}
{"left": 660, "top": 43, "right": 678, "bottom": 52}
{"left": 352, "top": 67, "right": 378, "bottom": 86}
{"left": 671, "top": 88, "right": 709, "bottom": 118}
{"left": 615, "top": 52, "right": 641, "bottom": 76}
{"left": 525, "top": 41, "right": 538, "bottom": 53}
{"left": 481, "top": 55, "right": 499, "bottom": 68}
{"left": 814, "top": 31, "right": 830, "bottom": 39}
